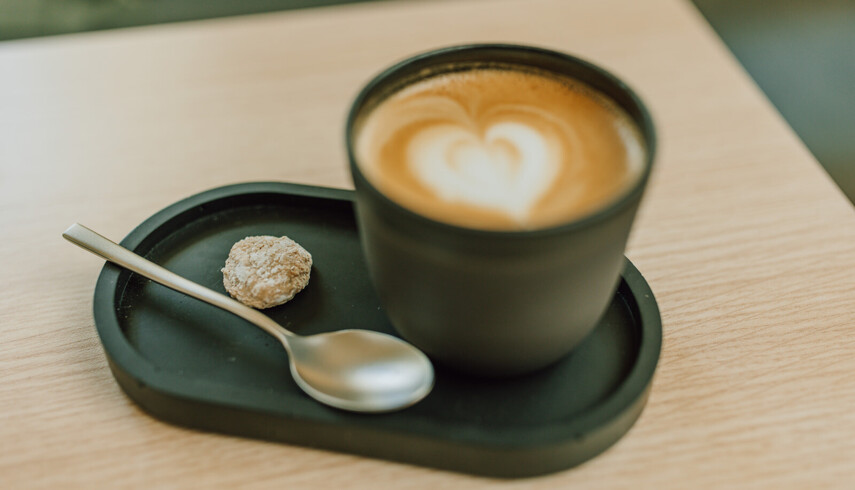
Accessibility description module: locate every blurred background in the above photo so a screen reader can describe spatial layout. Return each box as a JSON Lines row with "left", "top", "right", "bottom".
{"left": 2, "top": 0, "right": 853, "bottom": 203}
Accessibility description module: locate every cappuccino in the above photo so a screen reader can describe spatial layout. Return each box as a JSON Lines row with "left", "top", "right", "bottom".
{"left": 354, "top": 67, "right": 645, "bottom": 230}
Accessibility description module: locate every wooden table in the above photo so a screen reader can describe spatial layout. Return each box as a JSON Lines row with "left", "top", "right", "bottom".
{"left": 2, "top": 0, "right": 854, "bottom": 487}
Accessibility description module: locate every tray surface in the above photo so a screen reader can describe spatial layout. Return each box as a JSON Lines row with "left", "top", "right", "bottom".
{"left": 93, "top": 182, "right": 661, "bottom": 477}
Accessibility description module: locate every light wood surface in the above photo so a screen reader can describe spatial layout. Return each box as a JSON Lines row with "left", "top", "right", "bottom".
{"left": 2, "top": 0, "right": 854, "bottom": 487}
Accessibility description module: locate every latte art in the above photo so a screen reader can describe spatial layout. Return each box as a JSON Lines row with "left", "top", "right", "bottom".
{"left": 355, "top": 68, "right": 644, "bottom": 230}
{"left": 409, "top": 121, "right": 560, "bottom": 222}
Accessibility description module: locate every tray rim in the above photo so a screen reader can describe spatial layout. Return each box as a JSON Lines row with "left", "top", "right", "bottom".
{"left": 91, "top": 181, "right": 662, "bottom": 466}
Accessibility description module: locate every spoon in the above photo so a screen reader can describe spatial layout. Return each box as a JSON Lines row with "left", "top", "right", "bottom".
{"left": 63, "top": 223, "right": 434, "bottom": 413}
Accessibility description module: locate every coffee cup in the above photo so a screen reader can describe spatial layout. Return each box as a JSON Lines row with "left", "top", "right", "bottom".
{"left": 346, "top": 44, "right": 655, "bottom": 375}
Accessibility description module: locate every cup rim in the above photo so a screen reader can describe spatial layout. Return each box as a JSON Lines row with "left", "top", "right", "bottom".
{"left": 346, "top": 43, "right": 657, "bottom": 238}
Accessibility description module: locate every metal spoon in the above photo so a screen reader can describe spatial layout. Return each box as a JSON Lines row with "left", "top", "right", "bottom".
{"left": 63, "top": 223, "right": 434, "bottom": 413}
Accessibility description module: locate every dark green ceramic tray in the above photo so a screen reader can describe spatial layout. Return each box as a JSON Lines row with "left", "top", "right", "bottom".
{"left": 92, "top": 182, "right": 661, "bottom": 478}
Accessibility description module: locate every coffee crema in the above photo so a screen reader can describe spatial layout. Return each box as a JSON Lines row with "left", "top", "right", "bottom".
{"left": 354, "top": 67, "right": 645, "bottom": 230}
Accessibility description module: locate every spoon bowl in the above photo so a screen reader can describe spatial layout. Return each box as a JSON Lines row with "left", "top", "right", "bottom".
{"left": 63, "top": 223, "right": 434, "bottom": 413}
{"left": 288, "top": 330, "right": 434, "bottom": 412}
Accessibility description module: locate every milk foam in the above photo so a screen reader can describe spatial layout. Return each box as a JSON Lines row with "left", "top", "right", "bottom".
{"left": 407, "top": 121, "right": 559, "bottom": 222}
{"left": 354, "top": 68, "right": 645, "bottom": 230}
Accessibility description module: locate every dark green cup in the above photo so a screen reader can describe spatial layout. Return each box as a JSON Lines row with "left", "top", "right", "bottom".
{"left": 346, "top": 44, "right": 656, "bottom": 375}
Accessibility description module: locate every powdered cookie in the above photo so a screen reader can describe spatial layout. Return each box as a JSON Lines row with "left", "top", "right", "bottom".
{"left": 222, "top": 236, "right": 312, "bottom": 309}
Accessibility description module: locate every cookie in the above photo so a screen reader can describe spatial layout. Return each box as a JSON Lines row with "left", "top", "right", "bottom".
{"left": 222, "top": 235, "right": 312, "bottom": 309}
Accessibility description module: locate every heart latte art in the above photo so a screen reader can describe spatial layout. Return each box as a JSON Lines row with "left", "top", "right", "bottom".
{"left": 408, "top": 121, "right": 560, "bottom": 222}
{"left": 354, "top": 68, "right": 644, "bottom": 230}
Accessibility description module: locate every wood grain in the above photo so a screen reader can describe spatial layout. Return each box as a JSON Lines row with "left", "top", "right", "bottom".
{"left": 2, "top": 0, "right": 854, "bottom": 487}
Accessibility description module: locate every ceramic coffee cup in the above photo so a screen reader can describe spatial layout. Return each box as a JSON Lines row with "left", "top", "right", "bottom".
{"left": 346, "top": 44, "right": 655, "bottom": 375}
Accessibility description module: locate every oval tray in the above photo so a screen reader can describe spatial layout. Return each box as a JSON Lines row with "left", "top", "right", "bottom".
{"left": 92, "top": 182, "right": 661, "bottom": 478}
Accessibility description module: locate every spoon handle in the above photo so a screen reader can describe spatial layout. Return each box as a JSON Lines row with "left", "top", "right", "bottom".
{"left": 62, "top": 223, "right": 293, "bottom": 342}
